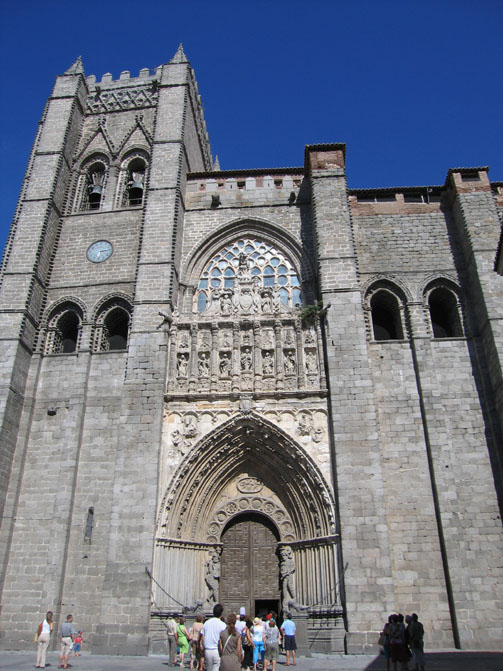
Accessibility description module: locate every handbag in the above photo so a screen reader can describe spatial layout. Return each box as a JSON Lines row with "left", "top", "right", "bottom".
{"left": 34, "top": 621, "right": 43, "bottom": 644}
{"left": 378, "top": 632, "right": 387, "bottom": 646}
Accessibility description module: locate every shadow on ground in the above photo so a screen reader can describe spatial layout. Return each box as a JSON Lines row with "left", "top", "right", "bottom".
{"left": 362, "top": 651, "right": 503, "bottom": 671}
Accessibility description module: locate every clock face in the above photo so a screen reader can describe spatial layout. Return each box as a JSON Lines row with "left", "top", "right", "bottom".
{"left": 87, "top": 240, "right": 113, "bottom": 263}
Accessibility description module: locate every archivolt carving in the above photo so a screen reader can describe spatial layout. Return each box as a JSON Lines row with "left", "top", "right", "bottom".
{"left": 158, "top": 413, "right": 336, "bottom": 542}
{"left": 206, "top": 495, "right": 295, "bottom": 544}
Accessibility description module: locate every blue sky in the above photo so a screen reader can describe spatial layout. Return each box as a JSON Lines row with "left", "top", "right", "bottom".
{"left": 1, "top": 0, "right": 502, "bottom": 253}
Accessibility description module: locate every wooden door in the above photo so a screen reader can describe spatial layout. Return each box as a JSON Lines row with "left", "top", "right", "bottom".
{"left": 220, "top": 513, "right": 280, "bottom": 618}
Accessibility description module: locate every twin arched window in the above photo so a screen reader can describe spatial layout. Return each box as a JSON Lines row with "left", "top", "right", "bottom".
{"left": 75, "top": 152, "right": 148, "bottom": 212}
{"left": 367, "top": 281, "right": 464, "bottom": 341}
{"left": 44, "top": 298, "right": 132, "bottom": 354}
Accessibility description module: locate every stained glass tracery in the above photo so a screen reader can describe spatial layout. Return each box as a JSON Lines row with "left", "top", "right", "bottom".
{"left": 196, "top": 238, "right": 301, "bottom": 312}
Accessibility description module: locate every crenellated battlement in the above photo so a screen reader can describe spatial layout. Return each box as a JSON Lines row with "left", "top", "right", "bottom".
{"left": 86, "top": 66, "right": 162, "bottom": 89}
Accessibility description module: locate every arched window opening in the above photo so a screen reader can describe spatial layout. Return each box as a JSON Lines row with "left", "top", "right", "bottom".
{"left": 371, "top": 291, "right": 404, "bottom": 341}
{"left": 126, "top": 158, "right": 146, "bottom": 206}
{"left": 45, "top": 303, "right": 83, "bottom": 354}
{"left": 429, "top": 288, "right": 462, "bottom": 338}
{"left": 85, "top": 161, "right": 106, "bottom": 210}
{"left": 93, "top": 298, "right": 132, "bottom": 353}
{"left": 58, "top": 311, "right": 80, "bottom": 353}
{"left": 104, "top": 308, "right": 130, "bottom": 350}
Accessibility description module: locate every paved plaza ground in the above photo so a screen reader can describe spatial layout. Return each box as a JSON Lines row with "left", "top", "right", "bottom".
{"left": 1, "top": 650, "right": 503, "bottom": 671}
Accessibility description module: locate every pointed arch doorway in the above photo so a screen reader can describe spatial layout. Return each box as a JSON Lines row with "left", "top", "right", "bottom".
{"left": 219, "top": 512, "right": 281, "bottom": 619}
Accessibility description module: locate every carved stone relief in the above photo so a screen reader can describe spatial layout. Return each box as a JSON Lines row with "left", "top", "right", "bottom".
{"left": 87, "top": 85, "right": 159, "bottom": 113}
{"left": 168, "top": 412, "right": 199, "bottom": 453}
{"left": 296, "top": 411, "right": 324, "bottom": 443}
{"left": 206, "top": 494, "right": 295, "bottom": 544}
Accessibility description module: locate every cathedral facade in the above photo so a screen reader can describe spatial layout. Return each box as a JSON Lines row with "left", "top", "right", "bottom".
{"left": 0, "top": 47, "right": 502, "bottom": 656}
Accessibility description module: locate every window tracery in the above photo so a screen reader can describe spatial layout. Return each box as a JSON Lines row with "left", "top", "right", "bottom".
{"left": 92, "top": 298, "right": 132, "bottom": 352}
{"left": 44, "top": 303, "right": 83, "bottom": 354}
{"left": 195, "top": 238, "right": 302, "bottom": 314}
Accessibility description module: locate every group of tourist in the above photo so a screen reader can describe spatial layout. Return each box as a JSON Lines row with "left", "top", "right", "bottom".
{"left": 34, "top": 611, "right": 83, "bottom": 669}
{"left": 167, "top": 604, "right": 297, "bottom": 671}
{"left": 379, "top": 613, "right": 425, "bottom": 671}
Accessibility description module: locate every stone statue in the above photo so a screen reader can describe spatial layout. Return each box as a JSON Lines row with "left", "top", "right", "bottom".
{"left": 279, "top": 545, "right": 296, "bottom": 613}
{"left": 183, "top": 599, "right": 204, "bottom": 615}
{"left": 241, "top": 347, "right": 252, "bottom": 371}
{"left": 205, "top": 548, "right": 221, "bottom": 604}
{"left": 262, "top": 351, "right": 274, "bottom": 375}
{"left": 237, "top": 252, "right": 251, "bottom": 279}
{"left": 220, "top": 292, "right": 232, "bottom": 316}
{"left": 198, "top": 353, "right": 210, "bottom": 376}
{"left": 284, "top": 350, "right": 296, "bottom": 374}
{"left": 177, "top": 353, "right": 188, "bottom": 377}
{"left": 261, "top": 291, "right": 272, "bottom": 313}
{"left": 219, "top": 352, "right": 231, "bottom": 376}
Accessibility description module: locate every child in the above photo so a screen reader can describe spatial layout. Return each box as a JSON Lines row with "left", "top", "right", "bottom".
{"left": 72, "top": 631, "right": 83, "bottom": 656}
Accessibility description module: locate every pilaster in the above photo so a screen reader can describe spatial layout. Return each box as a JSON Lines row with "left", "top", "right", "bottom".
{"left": 306, "top": 145, "right": 394, "bottom": 647}
{"left": 0, "top": 66, "right": 87, "bottom": 607}
{"left": 447, "top": 168, "right": 503, "bottom": 501}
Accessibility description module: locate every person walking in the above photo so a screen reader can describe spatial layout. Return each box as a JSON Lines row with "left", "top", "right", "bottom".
{"left": 251, "top": 617, "right": 265, "bottom": 671}
{"left": 201, "top": 603, "right": 227, "bottom": 671}
{"left": 280, "top": 613, "right": 297, "bottom": 667}
{"left": 264, "top": 618, "right": 281, "bottom": 671}
{"left": 189, "top": 614, "right": 204, "bottom": 671}
{"left": 166, "top": 615, "right": 178, "bottom": 666}
{"left": 219, "top": 613, "right": 242, "bottom": 671}
{"left": 35, "top": 610, "right": 53, "bottom": 669}
{"left": 58, "top": 614, "right": 75, "bottom": 670}
{"left": 241, "top": 618, "right": 254, "bottom": 671}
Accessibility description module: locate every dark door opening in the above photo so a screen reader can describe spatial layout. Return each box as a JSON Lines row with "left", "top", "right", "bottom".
{"left": 254, "top": 599, "right": 280, "bottom": 620}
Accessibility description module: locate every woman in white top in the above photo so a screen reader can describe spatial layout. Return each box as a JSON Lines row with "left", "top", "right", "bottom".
{"left": 251, "top": 617, "right": 265, "bottom": 671}
{"left": 35, "top": 610, "right": 53, "bottom": 668}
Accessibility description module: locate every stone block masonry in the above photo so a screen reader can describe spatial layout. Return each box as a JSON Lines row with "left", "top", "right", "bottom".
{"left": 0, "top": 52, "right": 502, "bottom": 656}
